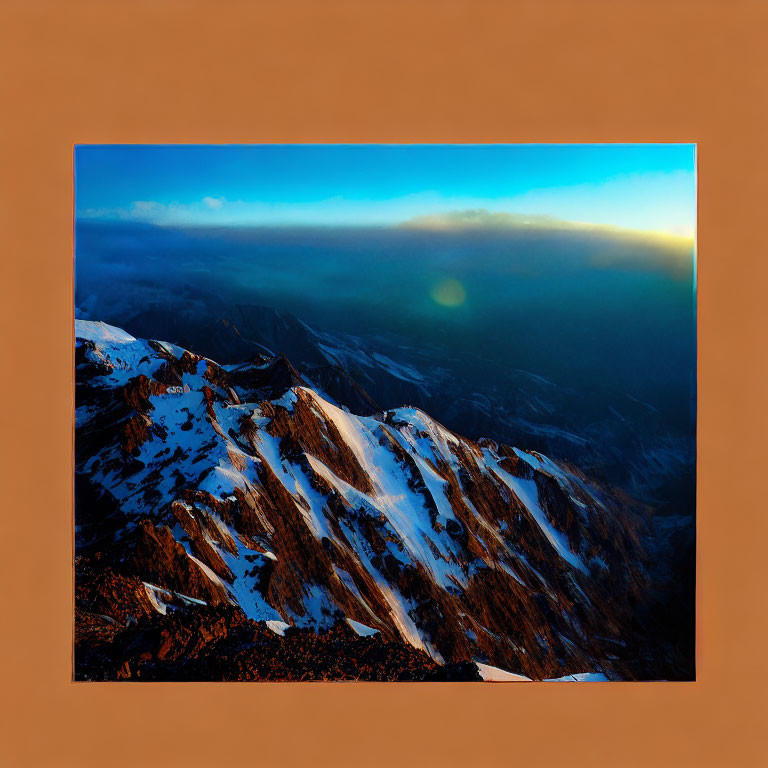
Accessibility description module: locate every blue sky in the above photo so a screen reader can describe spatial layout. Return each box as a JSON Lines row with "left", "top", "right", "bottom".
{"left": 75, "top": 144, "right": 696, "bottom": 236}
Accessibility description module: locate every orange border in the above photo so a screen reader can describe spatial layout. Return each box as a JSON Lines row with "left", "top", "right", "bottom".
{"left": 1, "top": 1, "right": 767, "bottom": 766}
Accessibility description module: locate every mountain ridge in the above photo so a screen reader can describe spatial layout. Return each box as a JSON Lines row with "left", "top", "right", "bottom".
{"left": 74, "top": 319, "right": 686, "bottom": 681}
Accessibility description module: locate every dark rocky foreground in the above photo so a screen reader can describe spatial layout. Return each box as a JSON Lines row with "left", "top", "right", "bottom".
{"left": 76, "top": 564, "right": 479, "bottom": 682}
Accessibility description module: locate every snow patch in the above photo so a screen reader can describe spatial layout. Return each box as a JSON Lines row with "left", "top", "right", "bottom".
{"left": 265, "top": 620, "right": 291, "bottom": 637}
{"left": 346, "top": 619, "right": 380, "bottom": 637}
{"left": 476, "top": 663, "right": 531, "bottom": 682}
{"left": 75, "top": 319, "right": 136, "bottom": 345}
{"left": 544, "top": 672, "right": 610, "bottom": 682}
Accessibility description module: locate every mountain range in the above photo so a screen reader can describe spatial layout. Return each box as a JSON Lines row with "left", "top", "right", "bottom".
{"left": 75, "top": 318, "right": 693, "bottom": 681}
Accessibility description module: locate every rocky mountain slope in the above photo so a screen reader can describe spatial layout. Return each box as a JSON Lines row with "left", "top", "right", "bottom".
{"left": 75, "top": 320, "right": 671, "bottom": 681}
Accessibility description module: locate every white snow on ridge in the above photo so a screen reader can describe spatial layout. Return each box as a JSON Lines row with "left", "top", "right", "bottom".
{"left": 143, "top": 582, "right": 172, "bottom": 615}
{"left": 487, "top": 451, "right": 588, "bottom": 575}
{"left": 512, "top": 446, "right": 565, "bottom": 478}
{"left": 346, "top": 618, "right": 380, "bottom": 637}
{"left": 153, "top": 339, "right": 187, "bottom": 358}
{"left": 392, "top": 406, "right": 460, "bottom": 449}
{"left": 75, "top": 319, "right": 136, "bottom": 345}
{"left": 266, "top": 620, "right": 291, "bottom": 636}
{"left": 476, "top": 663, "right": 531, "bottom": 682}
{"left": 75, "top": 319, "right": 162, "bottom": 381}
{"left": 476, "top": 664, "right": 609, "bottom": 682}
{"left": 304, "top": 391, "right": 466, "bottom": 591}
{"left": 143, "top": 582, "right": 208, "bottom": 614}
{"left": 513, "top": 446, "right": 605, "bottom": 512}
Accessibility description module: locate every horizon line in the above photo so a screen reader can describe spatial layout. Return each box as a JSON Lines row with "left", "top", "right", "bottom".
{"left": 75, "top": 209, "right": 696, "bottom": 244}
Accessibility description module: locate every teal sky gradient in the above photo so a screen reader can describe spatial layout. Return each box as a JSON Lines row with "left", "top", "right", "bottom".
{"left": 75, "top": 144, "right": 696, "bottom": 235}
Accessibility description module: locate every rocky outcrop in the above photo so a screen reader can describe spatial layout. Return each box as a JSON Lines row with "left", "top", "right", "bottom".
{"left": 75, "top": 604, "right": 481, "bottom": 682}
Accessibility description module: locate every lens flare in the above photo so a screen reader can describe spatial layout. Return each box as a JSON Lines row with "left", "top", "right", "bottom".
{"left": 430, "top": 278, "right": 466, "bottom": 307}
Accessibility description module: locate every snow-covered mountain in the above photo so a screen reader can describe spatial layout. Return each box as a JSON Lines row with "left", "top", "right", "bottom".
{"left": 75, "top": 320, "right": 660, "bottom": 681}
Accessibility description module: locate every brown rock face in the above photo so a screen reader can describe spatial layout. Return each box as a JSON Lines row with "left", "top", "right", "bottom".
{"left": 262, "top": 390, "right": 374, "bottom": 494}
{"left": 124, "top": 520, "right": 230, "bottom": 606}
{"left": 75, "top": 321, "right": 655, "bottom": 681}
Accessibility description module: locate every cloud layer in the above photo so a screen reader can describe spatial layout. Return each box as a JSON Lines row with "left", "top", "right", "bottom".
{"left": 77, "top": 169, "right": 695, "bottom": 237}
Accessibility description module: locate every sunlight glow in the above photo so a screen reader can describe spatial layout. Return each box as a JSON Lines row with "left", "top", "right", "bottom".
{"left": 430, "top": 278, "right": 467, "bottom": 307}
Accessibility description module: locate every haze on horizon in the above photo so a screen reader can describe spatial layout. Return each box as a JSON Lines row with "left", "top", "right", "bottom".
{"left": 75, "top": 144, "right": 697, "bottom": 238}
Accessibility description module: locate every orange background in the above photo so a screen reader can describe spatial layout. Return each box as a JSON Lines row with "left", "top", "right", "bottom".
{"left": 1, "top": 1, "right": 767, "bottom": 766}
